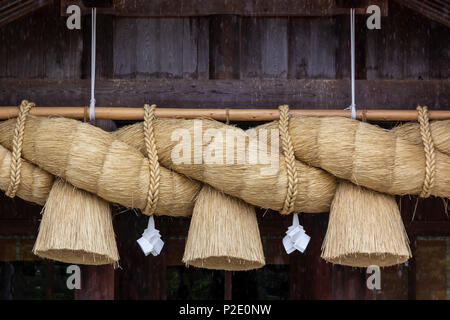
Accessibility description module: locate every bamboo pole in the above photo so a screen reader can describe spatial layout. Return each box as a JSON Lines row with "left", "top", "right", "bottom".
{"left": 0, "top": 106, "right": 449, "bottom": 121}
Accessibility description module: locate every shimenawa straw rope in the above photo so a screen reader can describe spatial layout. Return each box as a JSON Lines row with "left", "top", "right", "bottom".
{"left": 417, "top": 106, "right": 436, "bottom": 198}
{"left": 143, "top": 104, "right": 161, "bottom": 215}
{"left": 278, "top": 105, "right": 298, "bottom": 214}
{"left": 6, "top": 100, "right": 34, "bottom": 198}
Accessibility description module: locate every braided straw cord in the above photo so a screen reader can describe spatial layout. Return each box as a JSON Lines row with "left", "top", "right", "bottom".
{"left": 143, "top": 104, "right": 161, "bottom": 215}
{"left": 417, "top": 106, "right": 436, "bottom": 198}
{"left": 6, "top": 100, "right": 34, "bottom": 198}
{"left": 278, "top": 105, "right": 298, "bottom": 214}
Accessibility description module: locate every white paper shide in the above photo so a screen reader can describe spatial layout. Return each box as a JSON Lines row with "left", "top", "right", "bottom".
{"left": 283, "top": 214, "right": 310, "bottom": 254}
{"left": 137, "top": 216, "right": 164, "bottom": 256}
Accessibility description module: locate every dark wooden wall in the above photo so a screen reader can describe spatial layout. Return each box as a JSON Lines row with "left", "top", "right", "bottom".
{"left": 0, "top": 0, "right": 449, "bottom": 300}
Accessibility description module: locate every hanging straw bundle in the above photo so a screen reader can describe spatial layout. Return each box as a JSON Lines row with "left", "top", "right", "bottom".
{"left": 33, "top": 178, "right": 119, "bottom": 265}
{"left": 183, "top": 184, "right": 265, "bottom": 271}
{"left": 321, "top": 180, "right": 411, "bottom": 267}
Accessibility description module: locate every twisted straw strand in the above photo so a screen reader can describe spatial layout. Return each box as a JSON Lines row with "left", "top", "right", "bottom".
{"left": 6, "top": 100, "right": 34, "bottom": 198}
{"left": 417, "top": 106, "right": 436, "bottom": 198}
{"left": 279, "top": 105, "right": 298, "bottom": 214}
{"left": 143, "top": 104, "right": 161, "bottom": 215}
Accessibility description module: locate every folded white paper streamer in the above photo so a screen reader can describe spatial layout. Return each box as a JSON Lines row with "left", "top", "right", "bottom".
{"left": 137, "top": 216, "right": 164, "bottom": 256}
{"left": 283, "top": 214, "right": 310, "bottom": 254}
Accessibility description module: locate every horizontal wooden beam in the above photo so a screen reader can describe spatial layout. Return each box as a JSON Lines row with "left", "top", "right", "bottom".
{"left": 1, "top": 107, "right": 450, "bottom": 121}
{"left": 61, "top": 0, "right": 388, "bottom": 17}
{"left": 0, "top": 79, "right": 448, "bottom": 110}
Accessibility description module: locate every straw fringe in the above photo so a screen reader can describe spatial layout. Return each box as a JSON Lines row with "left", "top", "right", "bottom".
{"left": 182, "top": 184, "right": 265, "bottom": 271}
{"left": 33, "top": 178, "right": 119, "bottom": 265}
{"left": 321, "top": 180, "right": 411, "bottom": 267}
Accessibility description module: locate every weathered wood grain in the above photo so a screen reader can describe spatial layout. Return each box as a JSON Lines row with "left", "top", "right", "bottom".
{"left": 288, "top": 17, "right": 337, "bottom": 79}
{"left": 1, "top": 79, "right": 448, "bottom": 109}
{"left": 60, "top": 0, "right": 389, "bottom": 17}
{"left": 113, "top": 17, "right": 210, "bottom": 79}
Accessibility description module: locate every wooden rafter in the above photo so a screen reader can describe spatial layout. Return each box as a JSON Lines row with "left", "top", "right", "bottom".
{"left": 60, "top": 0, "right": 388, "bottom": 17}
{"left": 394, "top": 0, "right": 450, "bottom": 28}
{"left": 0, "top": 0, "right": 53, "bottom": 28}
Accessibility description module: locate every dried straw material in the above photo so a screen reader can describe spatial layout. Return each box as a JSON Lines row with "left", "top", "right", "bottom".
{"left": 392, "top": 120, "right": 450, "bottom": 157}
{"left": 183, "top": 184, "right": 265, "bottom": 271}
{"left": 0, "top": 116, "right": 200, "bottom": 217}
{"left": 284, "top": 116, "right": 450, "bottom": 198}
{"left": 6, "top": 100, "right": 34, "bottom": 198}
{"left": 33, "top": 178, "right": 119, "bottom": 265}
{"left": 115, "top": 118, "right": 336, "bottom": 213}
{"left": 321, "top": 180, "right": 411, "bottom": 267}
{"left": 278, "top": 105, "right": 298, "bottom": 214}
{"left": 143, "top": 104, "right": 161, "bottom": 215}
{"left": 0, "top": 144, "right": 53, "bottom": 205}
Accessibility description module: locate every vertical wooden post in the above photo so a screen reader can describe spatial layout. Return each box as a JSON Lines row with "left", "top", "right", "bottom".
{"left": 209, "top": 15, "right": 241, "bottom": 80}
{"left": 289, "top": 214, "right": 333, "bottom": 299}
{"left": 75, "top": 265, "right": 115, "bottom": 300}
{"left": 224, "top": 271, "right": 232, "bottom": 300}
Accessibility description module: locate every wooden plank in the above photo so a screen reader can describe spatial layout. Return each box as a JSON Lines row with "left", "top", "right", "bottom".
{"left": 0, "top": 3, "right": 83, "bottom": 79}
{"left": 74, "top": 265, "right": 115, "bottom": 300}
{"left": 113, "top": 18, "right": 137, "bottom": 78}
{"left": 82, "top": 14, "right": 114, "bottom": 79}
{"left": 61, "top": 0, "right": 388, "bottom": 16}
{"left": 1, "top": 78, "right": 449, "bottom": 109}
{"left": 288, "top": 17, "right": 337, "bottom": 79}
{"left": 210, "top": 15, "right": 241, "bottom": 79}
{"left": 114, "top": 17, "right": 209, "bottom": 79}
{"left": 289, "top": 214, "right": 333, "bottom": 299}
{"left": 366, "top": 1, "right": 433, "bottom": 80}
{"left": 241, "top": 17, "right": 288, "bottom": 79}
{"left": 429, "top": 23, "right": 450, "bottom": 80}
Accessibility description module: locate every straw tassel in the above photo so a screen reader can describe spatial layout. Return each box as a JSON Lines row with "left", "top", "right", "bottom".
{"left": 33, "top": 178, "right": 119, "bottom": 265}
{"left": 321, "top": 180, "right": 411, "bottom": 267}
{"left": 183, "top": 184, "right": 265, "bottom": 271}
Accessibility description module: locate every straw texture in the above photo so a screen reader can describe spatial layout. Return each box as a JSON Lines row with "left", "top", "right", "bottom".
{"left": 0, "top": 116, "right": 200, "bottom": 217}
{"left": 115, "top": 118, "right": 336, "bottom": 213}
{"left": 33, "top": 178, "right": 119, "bottom": 265}
{"left": 285, "top": 117, "right": 450, "bottom": 198}
{"left": 393, "top": 120, "right": 450, "bottom": 156}
{"left": 321, "top": 180, "right": 411, "bottom": 267}
{"left": 0, "top": 144, "right": 53, "bottom": 205}
{"left": 183, "top": 184, "right": 265, "bottom": 271}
